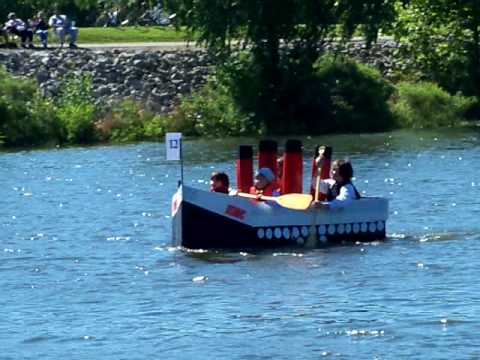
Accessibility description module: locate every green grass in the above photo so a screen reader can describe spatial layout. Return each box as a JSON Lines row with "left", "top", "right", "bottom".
{"left": 77, "top": 26, "right": 190, "bottom": 43}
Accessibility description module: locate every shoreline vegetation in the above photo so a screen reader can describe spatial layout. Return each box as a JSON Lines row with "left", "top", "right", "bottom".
{"left": 0, "top": 53, "right": 477, "bottom": 149}
{"left": 2, "top": 0, "right": 480, "bottom": 149}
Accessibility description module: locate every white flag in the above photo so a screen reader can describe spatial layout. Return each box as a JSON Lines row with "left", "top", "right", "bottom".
{"left": 166, "top": 132, "right": 182, "bottom": 161}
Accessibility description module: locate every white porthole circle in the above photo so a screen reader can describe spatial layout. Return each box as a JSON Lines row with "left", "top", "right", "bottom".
{"left": 266, "top": 228, "right": 273, "bottom": 239}
{"left": 274, "top": 227, "right": 282, "bottom": 239}
{"left": 328, "top": 224, "right": 336, "bottom": 235}
{"left": 257, "top": 228, "right": 265, "bottom": 239}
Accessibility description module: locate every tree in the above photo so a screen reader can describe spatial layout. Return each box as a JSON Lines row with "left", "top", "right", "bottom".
{"left": 0, "top": 0, "right": 99, "bottom": 25}
{"left": 165, "top": 0, "right": 397, "bottom": 132}
{"left": 394, "top": 0, "right": 480, "bottom": 97}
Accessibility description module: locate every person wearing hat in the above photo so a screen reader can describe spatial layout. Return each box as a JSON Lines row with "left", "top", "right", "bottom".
{"left": 4, "top": 12, "right": 34, "bottom": 48}
{"left": 249, "top": 167, "right": 281, "bottom": 197}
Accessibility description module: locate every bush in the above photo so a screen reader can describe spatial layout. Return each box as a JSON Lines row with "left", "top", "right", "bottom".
{"left": 57, "top": 103, "right": 97, "bottom": 143}
{"left": 96, "top": 100, "right": 155, "bottom": 143}
{"left": 143, "top": 115, "right": 169, "bottom": 140}
{"left": 56, "top": 74, "right": 98, "bottom": 144}
{"left": 170, "top": 76, "right": 257, "bottom": 137}
{"left": 28, "top": 94, "right": 63, "bottom": 145}
{"left": 391, "top": 82, "right": 478, "bottom": 128}
{"left": 210, "top": 54, "right": 397, "bottom": 134}
{"left": 0, "top": 68, "right": 62, "bottom": 147}
{"left": 303, "top": 55, "right": 396, "bottom": 133}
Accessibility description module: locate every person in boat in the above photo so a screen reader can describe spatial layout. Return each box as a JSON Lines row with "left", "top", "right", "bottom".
{"left": 250, "top": 167, "right": 281, "bottom": 197}
{"left": 313, "top": 159, "right": 360, "bottom": 209}
{"left": 210, "top": 171, "right": 230, "bottom": 194}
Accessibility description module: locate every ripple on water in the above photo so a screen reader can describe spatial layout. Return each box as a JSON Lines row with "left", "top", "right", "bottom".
{"left": 22, "top": 335, "right": 58, "bottom": 344}
{"left": 417, "top": 231, "right": 480, "bottom": 243}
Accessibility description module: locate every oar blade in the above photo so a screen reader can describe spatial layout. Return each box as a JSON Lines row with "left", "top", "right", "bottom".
{"left": 276, "top": 194, "right": 313, "bottom": 210}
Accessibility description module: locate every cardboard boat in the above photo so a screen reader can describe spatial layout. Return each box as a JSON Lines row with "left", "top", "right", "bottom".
{"left": 172, "top": 185, "right": 388, "bottom": 250}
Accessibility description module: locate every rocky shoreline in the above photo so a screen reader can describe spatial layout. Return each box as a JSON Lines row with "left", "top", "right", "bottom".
{"left": 0, "top": 39, "right": 402, "bottom": 113}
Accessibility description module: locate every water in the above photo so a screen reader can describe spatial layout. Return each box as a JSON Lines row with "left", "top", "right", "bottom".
{"left": 1, "top": 129, "right": 480, "bottom": 359}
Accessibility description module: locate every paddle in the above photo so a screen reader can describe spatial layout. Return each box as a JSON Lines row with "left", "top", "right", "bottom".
{"left": 314, "top": 160, "right": 321, "bottom": 202}
{"left": 306, "top": 145, "right": 328, "bottom": 247}
{"left": 237, "top": 192, "right": 313, "bottom": 210}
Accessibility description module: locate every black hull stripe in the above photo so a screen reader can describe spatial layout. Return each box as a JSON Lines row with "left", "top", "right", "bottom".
{"left": 174, "top": 201, "right": 386, "bottom": 250}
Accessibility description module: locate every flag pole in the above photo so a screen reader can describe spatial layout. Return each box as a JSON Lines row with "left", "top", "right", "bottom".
{"left": 166, "top": 132, "right": 184, "bottom": 188}
{"left": 179, "top": 137, "right": 184, "bottom": 187}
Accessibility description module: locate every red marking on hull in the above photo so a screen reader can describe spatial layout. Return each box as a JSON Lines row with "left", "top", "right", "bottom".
{"left": 225, "top": 205, "right": 246, "bottom": 220}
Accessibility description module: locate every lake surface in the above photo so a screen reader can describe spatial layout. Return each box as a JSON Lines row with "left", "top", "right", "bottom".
{"left": 1, "top": 129, "right": 480, "bottom": 359}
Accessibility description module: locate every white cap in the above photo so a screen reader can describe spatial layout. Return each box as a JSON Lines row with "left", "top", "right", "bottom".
{"left": 257, "top": 167, "right": 275, "bottom": 183}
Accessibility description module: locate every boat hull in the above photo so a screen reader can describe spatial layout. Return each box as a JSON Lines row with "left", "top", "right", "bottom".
{"left": 172, "top": 185, "right": 388, "bottom": 250}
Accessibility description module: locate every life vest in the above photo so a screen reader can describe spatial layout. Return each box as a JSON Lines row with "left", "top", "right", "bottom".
{"left": 249, "top": 182, "right": 279, "bottom": 197}
{"left": 327, "top": 181, "right": 361, "bottom": 201}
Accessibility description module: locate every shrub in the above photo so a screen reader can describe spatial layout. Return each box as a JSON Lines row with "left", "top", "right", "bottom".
{"left": 171, "top": 76, "right": 257, "bottom": 137}
{"left": 28, "top": 94, "right": 63, "bottom": 145}
{"left": 96, "top": 100, "right": 154, "bottom": 143}
{"left": 0, "top": 68, "right": 62, "bottom": 147}
{"left": 57, "top": 103, "right": 97, "bottom": 143}
{"left": 303, "top": 55, "right": 396, "bottom": 134}
{"left": 210, "top": 54, "right": 396, "bottom": 134}
{"left": 56, "top": 74, "right": 98, "bottom": 144}
{"left": 391, "top": 82, "right": 478, "bottom": 128}
{"left": 143, "top": 115, "right": 169, "bottom": 140}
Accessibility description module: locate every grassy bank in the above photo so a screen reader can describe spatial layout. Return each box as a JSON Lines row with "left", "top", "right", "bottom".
{"left": 77, "top": 26, "right": 189, "bottom": 43}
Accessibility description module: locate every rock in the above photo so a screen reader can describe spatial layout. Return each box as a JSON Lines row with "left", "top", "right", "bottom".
{"left": 35, "top": 69, "right": 50, "bottom": 84}
{"left": 0, "top": 39, "right": 401, "bottom": 115}
{"left": 124, "top": 77, "right": 143, "bottom": 90}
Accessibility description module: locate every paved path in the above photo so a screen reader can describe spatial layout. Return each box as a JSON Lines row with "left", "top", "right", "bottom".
{"left": 0, "top": 42, "right": 200, "bottom": 52}
{"left": 79, "top": 41, "right": 199, "bottom": 50}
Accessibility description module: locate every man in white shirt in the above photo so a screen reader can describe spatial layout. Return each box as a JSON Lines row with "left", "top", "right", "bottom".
{"left": 48, "top": 11, "right": 78, "bottom": 48}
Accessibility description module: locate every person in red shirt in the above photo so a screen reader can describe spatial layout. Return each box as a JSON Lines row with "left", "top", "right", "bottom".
{"left": 250, "top": 167, "right": 280, "bottom": 197}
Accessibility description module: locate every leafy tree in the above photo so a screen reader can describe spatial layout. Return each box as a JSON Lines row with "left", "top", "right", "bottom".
{"left": 165, "top": 0, "right": 397, "bottom": 132}
{"left": 1, "top": 0, "right": 100, "bottom": 25}
{"left": 393, "top": 0, "right": 480, "bottom": 97}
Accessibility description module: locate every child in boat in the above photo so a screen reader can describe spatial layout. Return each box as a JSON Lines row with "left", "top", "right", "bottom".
{"left": 250, "top": 167, "right": 280, "bottom": 197}
{"left": 210, "top": 172, "right": 230, "bottom": 194}
{"left": 313, "top": 159, "right": 360, "bottom": 209}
